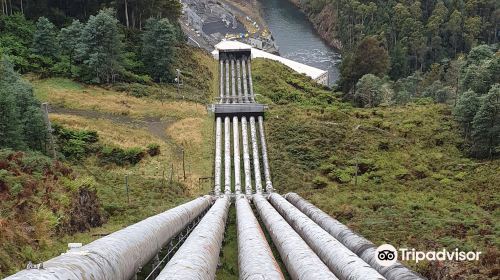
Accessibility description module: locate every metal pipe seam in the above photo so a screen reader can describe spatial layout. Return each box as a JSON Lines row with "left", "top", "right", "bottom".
{"left": 241, "top": 116, "right": 252, "bottom": 195}
{"left": 253, "top": 194, "right": 338, "bottom": 280}
{"left": 236, "top": 197, "right": 284, "bottom": 280}
{"left": 258, "top": 116, "right": 273, "bottom": 192}
{"left": 268, "top": 193, "right": 385, "bottom": 280}
{"left": 155, "top": 196, "right": 230, "bottom": 280}
{"left": 249, "top": 116, "right": 263, "bottom": 194}
{"left": 5, "top": 196, "right": 214, "bottom": 280}
{"left": 233, "top": 116, "right": 242, "bottom": 194}
{"left": 214, "top": 117, "right": 222, "bottom": 195}
{"left": 284, "top": 193, "right": 424, "bottom": 280}
{"left": 224, "top": 116, "right": 231, "bottom": 194}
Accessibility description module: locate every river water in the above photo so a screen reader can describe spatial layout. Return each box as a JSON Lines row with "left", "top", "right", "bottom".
{"left": 258, "top": 0, "right": 341, "bottom": 85}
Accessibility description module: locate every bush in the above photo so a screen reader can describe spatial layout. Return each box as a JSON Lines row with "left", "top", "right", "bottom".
{"left": 52, "top": 124, "right": 99, "bottom": 159}
{"left": 147, "top": 143, "right": 161, "bottom": 157}
{"left": 312, "top": 176, "right": 328, "bottom": 189}
{"left": 99, "top": 146, "right": 145, "bottom": 166}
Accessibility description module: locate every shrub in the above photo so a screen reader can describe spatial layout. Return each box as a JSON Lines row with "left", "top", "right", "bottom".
{"left": 147, "top": 143, "right": 161, "bottom": 157}
{"left": 312, "top": 176, "right": 328, "bottom": 189}
{"left": 99, "top": 146, "right": 145, "bottom": 166}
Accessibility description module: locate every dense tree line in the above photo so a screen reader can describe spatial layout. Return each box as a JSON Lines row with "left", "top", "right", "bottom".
{"left": 0, "top": 0, "right": 181, "bottom": 28}
{"left": 296, "top": 0, "right": 498, "bottom": 88}
{"left": 0, "top": 9, "right": 179, "bottom": 83}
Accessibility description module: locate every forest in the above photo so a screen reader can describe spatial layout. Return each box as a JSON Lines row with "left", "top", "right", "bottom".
{"left": 292, "top": 0, "right": 498, "bottom": 159}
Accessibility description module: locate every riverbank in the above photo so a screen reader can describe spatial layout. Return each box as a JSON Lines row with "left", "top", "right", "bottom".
{"left": 285, "top": 0, "right": 343, "bottom": 50}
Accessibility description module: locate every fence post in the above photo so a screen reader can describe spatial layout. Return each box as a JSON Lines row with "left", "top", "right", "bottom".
{"left": 125, "top": 175, "right": 130, "bottom": 204}
{"left": 41, "top": 103, "right": 56, "bottom": 159}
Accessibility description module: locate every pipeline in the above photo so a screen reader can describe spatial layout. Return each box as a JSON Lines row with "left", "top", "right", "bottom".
{"left": 224, "top": 116, "right": 232, "bottom": 194}
{"left": 242, "top": 58, "right": 249, "bottom": 103}
{"left": 236, "top": 197, "right": 284, "bottom": 280}
{"left": 214, "top": 117, "right": 222, "bottom": 195}
{"left": 225, "top": 59, "right": 230, "bottom": 104}
{"left": 156, "top": 196, "right": 230, "bottom": 280}
{"left": 268, "top": 193, "right": 385, "bottom": 280}
{"left": 5, "top": 196, "right": 214, "bottom": 280}
{"left": 233, "top": 116, "right": 242, "bottom": 194}
{"left": 241, "top": 116, "right": 252, "bottom": 195}
{"left": 249, "top": 116, "right": 263, "bottom": 193}
{"left": 258, "top": 116, "right": 273, "bottom": 192}
{"left": 231, "top": 59, "right": 236, "bottom": 103}
{"left": 236, "top": 59, "right": 242, "bottom": 103}
{"left": 219, "top": 60, "right": 224, "bottom": 103}
{"left": 247, "top": 59, "right": 255, "bottom": 102}
{"left": 284, "top": 193, "right": 424, "bottom": 280}
{"left": 253, "top": 194, "right": 338, "bottom": 280}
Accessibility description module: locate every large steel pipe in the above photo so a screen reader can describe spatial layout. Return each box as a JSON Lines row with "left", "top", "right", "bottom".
{"left": 241, "top": 116, "right": 252, "bottom": 195}
{"left": 233, "top": 116, "right": 242, "bottom": 194}
{"left": 224, "top": 116, "right": 231, "bottom": 194}
{"left": 284, "top": 193, "right": 424, "bottom": 280}
{"left": 214, "top": 117, "right": 222, "bottom": 195}
{"left": 236, "top": 197, "right": 284, "bottom": 280}
{"left": 231, "top": 59, "right": 236, "bottom": 103}
{"left": 156, "top": 196, "right": 230, "bottom": 280}
{"left": 247, "top": 59, "right": 255, "bottom": 102}
{"left": 219, "top": 60, "right": 224, "bottom": 103}
{"left": 268, "top": 193, "right": 385, "bottom": 280}
{"left": 236, "top": 59, "right": 242, "bottom": 103}
{"left": 242, "top": 57, "right": 249, "bottom": 103}
{"left": 225, "top": 59, "right": 230, "bottom": 104}
{"left": 253, "top": 195, "right": 338, "bottom": 280}
{"left": 5, "top": 196, "right": 214, "bottom": 280}
{"left": 249, "top": 116, "right": 263, "bottom": 193}
{"left": 258, "top": 116, "right": 273, "bottom": 192}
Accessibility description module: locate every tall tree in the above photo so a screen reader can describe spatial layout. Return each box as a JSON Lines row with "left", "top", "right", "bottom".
{"left": 470, "top": 85, "right": 500, "bottom": 158}
{"left": 454, "top": 89, "right": 481, "bottom": 137}
{"left": 59, "top": 19, "right": 83, "bottom": 71}
{"left": 32, "top": 16, "right": 59, "bottom": 59}
{"left": 76, "top": 8, "right": 124, "bottom": 83}
{"left": 354, "top": 74, "right": 384, "bottom": 108}
{"left": 141, "top": 17, "right": 176, "bottom": 82}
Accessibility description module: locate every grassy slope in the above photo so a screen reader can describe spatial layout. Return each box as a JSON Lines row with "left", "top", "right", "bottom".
{"left": 254, "top": 58, "right": 499, "bottom": 279}
{"left": 0, "top": 47, "right": 217, "bottom": 277}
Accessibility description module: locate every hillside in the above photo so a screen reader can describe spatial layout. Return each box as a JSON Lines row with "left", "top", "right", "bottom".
{"left": 254, "top": 58, "right": 499, "bottom": 279}
{"left": 0, "top": 47, "right": 217, "bottom": 277}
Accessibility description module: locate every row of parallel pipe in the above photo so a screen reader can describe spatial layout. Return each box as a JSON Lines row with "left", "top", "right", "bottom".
{"left": 4, "top": 196, "right": 214, "bottom": 280}
{"left": 219, "top": 57, "right": 255, "bottom": 103}
{"left": 285, "top": 193, "right": 424, "bottom": 280}
{"left": 213, "top": 115, "right": 273, "bottom": 195}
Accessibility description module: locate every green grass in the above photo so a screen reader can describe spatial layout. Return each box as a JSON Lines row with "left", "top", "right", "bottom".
{"left": 216, "top": 204, "right": 239, "bottom": 279}
{"left": 255, "top": 59, "right": 499, "bottom": 278}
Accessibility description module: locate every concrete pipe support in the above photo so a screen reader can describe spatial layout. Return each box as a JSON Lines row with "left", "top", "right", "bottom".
{"left": 5, "top": 196, "right": 214, "bottom": 280}
{"left": 253, "top": 195, "right": 338, "bottom": 280}
{"left": 156, "top": 196, "right": 230, "bottom": 280}
{"left": 268, "top": 193, "right": 385, "bottom": 280}
{"left": 236, "top": 197, "right": 284, "bottom": 280}
{"left": 284, "top": 193, "right": 424, "bottom": 280}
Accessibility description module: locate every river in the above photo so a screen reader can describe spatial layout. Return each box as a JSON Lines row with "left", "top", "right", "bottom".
{"left": 258, "top": 0, "right": 341, "bottom": 85}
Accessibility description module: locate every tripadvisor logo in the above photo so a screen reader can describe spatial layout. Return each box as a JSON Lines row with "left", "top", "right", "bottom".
{"left": 375, "top": 244, "right": 482, "bottom": 266}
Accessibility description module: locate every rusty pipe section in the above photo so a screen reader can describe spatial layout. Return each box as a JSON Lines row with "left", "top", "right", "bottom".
{"left": 233, "top": 116, "right": 242, "bottom": 194}
{"left": 249, "top": 116, "right": 263, "bottom": 193}
{"left": 224, "top": 116, "right": 232, "bottom": 194}
{"left": 253, "top": 194, "right": 338, "bottom": 280}
{"left": 5, "top": 196, "right": 214, "bottom": 280}
{"left": 269, "top": 193, "right": 385, "bottom": 280}
{"left": 156, "top": 196, "right": 229, "bottom": 280}
{"left": 284, "top": 193, "right": 424, "bottom": 280}
{"left": 241, "top": 116, "right": 252, "bottom": 195}
{"left": 214, "top": 117, "right": 222, "bottom": 195}
{"left": 236, "top": 197, "right": 284, "bottom": 280}
{"left": 258, "top": 116, "right": 273, "bottom": 192}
